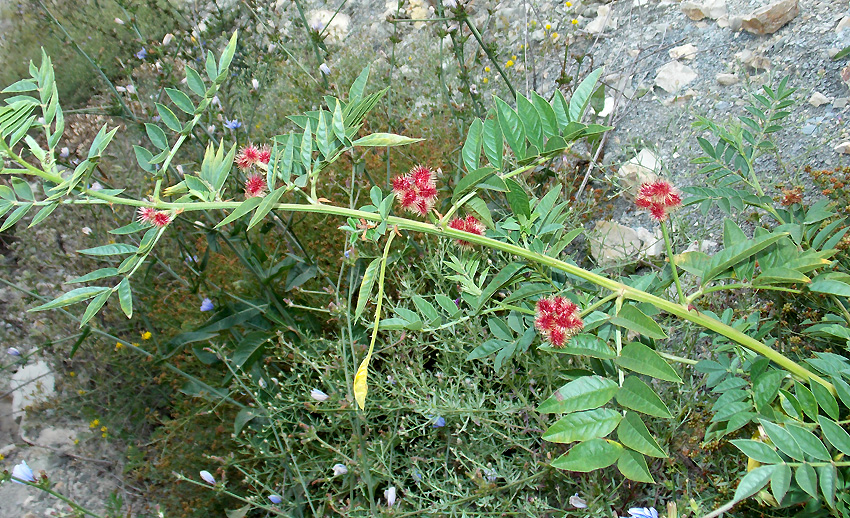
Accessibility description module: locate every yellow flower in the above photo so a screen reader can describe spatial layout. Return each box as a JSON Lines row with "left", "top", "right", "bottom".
{"left": 74, "top": 439, "right": 79, "bottom": 445}
{"left": 571, "top": 18, "right": 579, "bottom": 25}
{"left": 484, "top": 66, "right": 490, "bottom": 72}
{"left": 545, "top": 23, "right": 552, "bottom": 31}
{"left": 506, "top": 60, "right": 514, "bottom": 68}
{"left": 101, "top": 426, "right": 108, "bottom": 432}
{"left": 77, "top": 389, "right": 85, "bottom": 395}
{"left": 512, "top": 55, "right": 517, "bottom": 60}
{"left": 482, "top": 78, "right": 489, "bottom": 83}
{"left": 89, "top": 419, "right": 100, "bottom": 429}
{"left": 565, "top": 1, "right": 572, "bottom": 6}
{"left": 115, "top": 342, "right": 124, "bottom": 350}
{"left": 552, "top": 32, "right": 559, "bottom": 39}
{"left": 102, "top": 433, "right": 107, "bottom": 438}
{"left": 69, "top": 371, "right": 76, "bottom": 377}
{"left": 141, "top": 331, "right": 152, "bottom": 340}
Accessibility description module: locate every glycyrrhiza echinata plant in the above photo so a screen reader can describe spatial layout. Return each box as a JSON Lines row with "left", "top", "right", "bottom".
{"left": 2, "top": 33, "right": 850, "bottom": 516}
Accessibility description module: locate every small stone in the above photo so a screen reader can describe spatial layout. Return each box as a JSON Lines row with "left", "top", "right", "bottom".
{"left": 589, "top": 221, "right": 643, "bottom": 263}
{"left": 834, "top": 98, "right": 848, "bottom": 109}
{"left": 836, "top": 142, "right": 850, "bottom": 154}
{"left": 585, "top": 5, "right": 617, "bottom": 34}
{"left": 836, "top": 16, "right": 850, "bottom": 32}
{"left": 655, "top": 61, "right": 698, "bottom": 93}
{"left": 680, "top": 1, "right": 705, "bottom": 20}
{"left": 716, "top": 73, "right": 740, "bottom": 86}
{"left": 801, "top": 124, "right": 817, "bottom": 136}
{"left": 618, "top": 149, "right": 661, "bottom": 198}
{"left": 741, "top": 0, "right": 799, "bottom": 35}
{"left": 669, "top": 43, "right": 698, "bottom": 60}
{"left": 715, "top": 101, "right": 732, "bottom": 111}
{"left": 11, "top": 361, "right": 56, "bottom": 415}
{"left": 808, "top": 92, "right": 830, "bottom": 107}
{"left": 702, "top": 0, "right": 727, "bottom": 19}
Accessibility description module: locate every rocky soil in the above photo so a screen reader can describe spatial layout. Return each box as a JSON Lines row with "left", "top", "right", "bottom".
{"left": 1, "top": 0, "right": 849, "bottom": 515}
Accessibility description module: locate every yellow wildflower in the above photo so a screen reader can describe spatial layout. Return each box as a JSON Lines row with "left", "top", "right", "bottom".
{"left": 141, "top": 331, "right": 152, "bottom": 340}
{"left": 482, "top": 78, "right": 489, "bottom": 84}
{"left": 89, "top": 419, "right": 100, "bottom": 428}
{"left": 506, "top": 60, "right": 514, "bottom": 68}
{"left": 571, "top": 18, "right": 578, "bottom": 25}
{"left": 545, "top": 23, "right": 552, "bottom": 31}
{"left": 69, "top": 371, "right": 76, "bottom": 377}
{"left": 484, "top": 66, "right": 490, "bottom": 72}
{"left": 115, "top": 342, "right": 124, "bottom": 351}
{"left": 565, "top": 1, "right": 572, "bottom": 6}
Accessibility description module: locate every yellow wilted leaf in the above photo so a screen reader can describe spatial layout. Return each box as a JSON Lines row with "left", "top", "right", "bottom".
{"left": 354, "top": 351, "right": 371, "bottom": 409}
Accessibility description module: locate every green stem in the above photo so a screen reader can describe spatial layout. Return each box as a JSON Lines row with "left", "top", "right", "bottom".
{"left": 462, "top": 16, "right": 516, "bottom": 99}
{"left": 2, "top": 161, "right": 833, "bottom": 393}
{"left": 661, "top": 220, "right": 686, "bottom": 305}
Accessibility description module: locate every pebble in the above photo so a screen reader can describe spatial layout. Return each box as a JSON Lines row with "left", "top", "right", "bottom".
{"left": 808, "top": 92, "right": 830, "bottom": 107}
{"left": 801, "top": 124, "right": 817, "bottom": 136}
{"left": 716, "top": 73, "right": 739, "bottom": 86}
{"left": 836, "top": 142, "right": 850, "bottom": 154}
{"left": 655, "top": 61, "right": 698, "bottom": 93}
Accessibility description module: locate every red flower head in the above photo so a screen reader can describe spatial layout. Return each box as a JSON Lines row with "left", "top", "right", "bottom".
{"left": 136, "top": 206, "right": 157, "bottom": 224}
{"left": 448, "top": 215, "right": 486, "bottom": 247}
{"left": 245, "top": 174, "right": 268, "bottom": 198}
{"left": 150, "top": 210, "right": 173, "bottom": 227}
{"left": 392, "top": 164, "right": 438, "bottom": 216}
{"left": 534, "top": 295, "right": 583, "bottom": 347}
{"left": 236, "top": 144, "right": 261, "bottom": 170}
{"left": 635, "top": 179, "right": 682, "bottom": 221}
{"left": 258, "top": 145, "right": 272, "bottom": 165}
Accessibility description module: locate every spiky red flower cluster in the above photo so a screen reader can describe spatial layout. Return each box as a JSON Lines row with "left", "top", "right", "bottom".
{"left": 137, "top": 207, "right": 172, "bottom": 227}
{"left": 448, "top": 215, "right": 485, "bottom": 248}
{"left": 245, "top": 174, "right": 268, "bottom": 198}
{"left": 392, "top": 165, "right": 438, "bottom": 216}
{"left": 635, "top": 180, "right": 682, "bottom": 221}
{"left": 534, "top": 295, "right": 583, "bottom": 348}
{"left": 236, "top": 144, "right": 271, "bottom": 171}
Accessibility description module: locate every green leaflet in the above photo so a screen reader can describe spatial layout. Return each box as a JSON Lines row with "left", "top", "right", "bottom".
{"left": 609, "top": 305, "right": 667, "bottom": 339}
{"left": 615, "top": 342, "right": 682, "bottom": 383}
{"left": 616, "top": 376, "right": 672, "bottom": 418}
{"left": 537, "top": 376, "right": 618, "bottom": 414}
{"left": 551, "top": 438, "right": 622, "bottom": 472}
{"left": 616, "top": 411, "right": 666, "bottom": 458}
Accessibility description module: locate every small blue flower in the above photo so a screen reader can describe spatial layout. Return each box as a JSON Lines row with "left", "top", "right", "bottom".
{"left": 135, "top": 48, "right": 147, "bottom": 60}
{"left": 200, "top": 298, "right": 214, "bottom": 312}
{"left": 430, "top": 415, "right": 446, "bottom": 428}
{"left": 268, "top": 494, "right": 283, "bottom": 504}
{"left": 224, "top": 119, "right": 242, "bottom": 130}
{"left": 7, "top": 347, "right": 21, "bottom": 357}
{"left": 628, "top": 507, "right": 659, "bottom": 518}
{"left": 454, "top": 297, "right": 461, "bottom": 307}
{"left": 483, "top": 468, "right": 497, "bottom": 482}
{"left": 344, "top": 249, "right": 350, "bottom": 259}
{"left": 12, "top": 461, "right": 36, "bottom": 484}
{"left": 332, "top": 463, "right": 348, "bottom": 476}
{"left": 411, "top": 470, "right": 422, "bottom": 481}
{"left": 199, "top": 470, "right": 216, "bottom": 485}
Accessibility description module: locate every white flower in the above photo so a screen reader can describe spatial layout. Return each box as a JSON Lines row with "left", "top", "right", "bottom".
{"left": 115, "top": 17, "right": 124, "bottom": 25}
{"left": 116, "top": 86, "right": 126, "bottom": 93}
{"left": 126, "top": 84, "right": 136, "bottom": 95}
{"left": 81, "top": 227, "right": 92, "bottom": 235}
{"left": 469, "top": 84, "right": 478, "bottom": 94}
{"left": 90, "top": 182, "right": 103, "bottom": 191}
{"left": 59, "top": 147, "right": 69, "bottom": 158}
{"left": 7, "top": 347, "right": 21, "bottom": 356}
{"left": 570, "top": 494, "right": 588, "bottom": 508}
{"left": 319, "top": 63, "right": 331, "bottom": 76}
{"left": 258, "top": 378, "right": 267, "bottom": 389}
{"left": 384, "top": 486, "right": 396, "bottom": 507}
{"left": 211, "top": 96, "right": 221, "bottom": 106}
{"left": 207, "top": 125, "right": 216, "bottom": 133}
{"left": 176, "top": 165, "right": 184, "bottom": 175}
{"left": 332, "top": 463, "right": 348, "bottom": 476}
{"left": 199, "top": 470, "right": 216, "bottom": 485}
{"left": 310, "top": 389, "right": 330, "bottom": 402}
{"left": 252, "top": 78, "right": 260, "bottom": 90}
{"left": 444, "top": 0, "right": 458, "bottom": 8}
{"left": 162, "top": 33, "right": 174, "bottom": 46}
{"left": 198, "top": 21, "right": 207, "bottom": 33}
